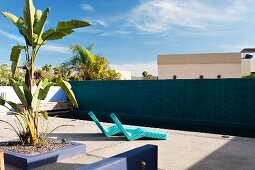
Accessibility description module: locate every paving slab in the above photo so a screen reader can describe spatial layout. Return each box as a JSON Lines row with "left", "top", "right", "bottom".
{"left": 1, "top": 115, "right": 255, "bottom": 170}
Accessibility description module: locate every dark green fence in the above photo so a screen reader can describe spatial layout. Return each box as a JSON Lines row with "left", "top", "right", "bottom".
{"left": 70, "top": 79, "right": 255, "bottom": 135}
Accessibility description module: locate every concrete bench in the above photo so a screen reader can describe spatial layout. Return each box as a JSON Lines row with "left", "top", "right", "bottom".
{"left": 16, "top": 101, "right": 73, "bottom": 115}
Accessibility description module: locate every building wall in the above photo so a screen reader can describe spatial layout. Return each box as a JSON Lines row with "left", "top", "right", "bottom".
{"left": 0, "top": 86, "right": 66, "bottom": 114}
{"left": 241, "top": 60, "right": 255, "bottom": 76}
{"left": 251, "top": 61, "right": 255, "bottom": 73}
{"left": 159, "top": 64, "right": 241, "bottom": 79}
{"left": 158, "top": 53, "right": 241, "bottom": 79}
{"left": 241, "top": 59, "right": 251, "bottom": 76}
{"left": 117, "top": 70, "right": 132, "bottom": 80}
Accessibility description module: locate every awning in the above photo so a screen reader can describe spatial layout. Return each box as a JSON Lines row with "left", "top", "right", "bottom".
{"left": 240, "top": 48, "right": 255, "bottom": 53}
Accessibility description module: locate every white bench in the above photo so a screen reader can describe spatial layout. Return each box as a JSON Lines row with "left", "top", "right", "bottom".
{"left": 17, "top": 101, "right": 73, "bottom": 115}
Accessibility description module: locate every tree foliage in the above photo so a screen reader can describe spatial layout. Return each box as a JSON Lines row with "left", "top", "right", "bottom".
{"left": 142, "top": 71, "right": 155, "bottom": 80}
{"left": 64, "top": 44, "right": 121, "bottom": 80}
{"left": 0, "top": 64, "right": 25, "bottom": 86}
{"left": 34, "top": 64, "right": 73, "bottom": 83}
{"left": 242, "top": 73, "right": 255, "bottom": 78}
{"left": 0, "top": 64, "right": 73, "bottom": 86}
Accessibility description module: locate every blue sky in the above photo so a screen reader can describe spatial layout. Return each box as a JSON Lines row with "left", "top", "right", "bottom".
{"left": 0, "top": 0, "right": 255, "bottom": 76}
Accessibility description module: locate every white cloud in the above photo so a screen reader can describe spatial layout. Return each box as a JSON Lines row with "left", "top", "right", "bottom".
{"left": 100, "top": 30, "right": 131, "bottom": 36}
{"left": 0, "top": 30, "right": 24, "bottom": 43}
{"left": 94, "top": 19, "right": 108, "bottom": 27}
{"left": 111, "top": 61, "right": 157, "bottom": 77}
{"left": 128, "top": 0, "right": 253, "bottom": 33}
{"left": 80, "top": 3, "right": 94, "bottom": 12}
{"left": 82, "top": 18, "right": 107, "bottom": 28}
{"left": 41, "top": 45, "right": 70, "bottom": 54}
{"left": 76, "top": 27, "right": 102, "bottom": 34}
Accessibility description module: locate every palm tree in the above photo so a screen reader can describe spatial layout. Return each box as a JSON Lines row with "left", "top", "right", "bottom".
{"left": 64, "top": 43, "right": 95, "bottom": 71}
{"left": 53, "top": 64, "right": 73, "bottom": 80}
{"left": 142, "top": 71, "right": 154, "bottom": 80}
{"left": 142, "top": 71, "right": 148, "bottom": 78}
{"left": 65, "top": 44, "right": 120, "bottom": 80}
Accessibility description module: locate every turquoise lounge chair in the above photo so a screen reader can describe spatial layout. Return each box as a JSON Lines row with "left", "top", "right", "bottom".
{"left": 88, "top": 111, "right": 136, "bottom": 137}
{"left": 110, "top": 113, "right": 168, "bottom": 141}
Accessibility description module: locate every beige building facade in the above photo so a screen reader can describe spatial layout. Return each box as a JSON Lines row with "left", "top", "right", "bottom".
{"left": 158, "top": 53, "right": 242, "bottom": 79}
{"left": 241, "top": 59, "right": 255, "bottom": 76}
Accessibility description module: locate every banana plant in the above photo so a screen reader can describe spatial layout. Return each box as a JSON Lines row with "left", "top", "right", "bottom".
{"left": 0, "top": 0, "right": 90, "bottom": 145}
{"left": 0, "top": 78, "right": 76, "bottom": 145}
{"left": 2, "top": 0, "right": 90, "bottom": 91}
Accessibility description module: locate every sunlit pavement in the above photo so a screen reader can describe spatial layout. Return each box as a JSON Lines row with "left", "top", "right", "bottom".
{"left": 1, "top": 115, "right": 255, "bottom": 170}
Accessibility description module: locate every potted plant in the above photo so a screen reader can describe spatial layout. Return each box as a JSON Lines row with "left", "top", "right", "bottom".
{"left": 0, "top": 0, "right": 90, "bottom": 168}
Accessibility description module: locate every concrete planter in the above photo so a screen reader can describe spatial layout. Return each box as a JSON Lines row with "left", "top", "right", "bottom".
{"left": 4, "top": 142, "right": 85, "bottom": 170}
{"left": 77, "top": 144, "right": 158, "bottom": 170}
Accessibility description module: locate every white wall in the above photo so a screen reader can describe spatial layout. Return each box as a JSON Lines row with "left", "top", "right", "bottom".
{"left": 117, "top": 70, "right": 132, "bottom": 80}
{"left": 251, "top": 61, "right": 255, "bottom": 72}
{"left": 241, "top": 59, "right": 251, "bottom": 76}
{"left": 158, "top": 64, "right": 241, "bottom": 79}
{"left": 0, "top": 86, "right": 66, "bottom": 114}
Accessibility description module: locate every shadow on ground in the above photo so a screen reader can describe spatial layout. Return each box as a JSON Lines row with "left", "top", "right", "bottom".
{"left": 50, "top": 132, "right": 167, "bottom": 142}
{"left": 67, "top": 113, "right": 255, "bottom": 138}
{"left": 49, "top": 133, "right": 126, "bottom": 141}
{"left": 188, "top": 137, "right": 255, "bottom": 170}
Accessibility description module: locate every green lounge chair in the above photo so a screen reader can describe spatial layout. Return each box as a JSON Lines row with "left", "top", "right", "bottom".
{"left": 110, "top": 113, "right": 168, "bottom": 141}
{"left": 88, "top": 111, "right": 136, "bottom": 137}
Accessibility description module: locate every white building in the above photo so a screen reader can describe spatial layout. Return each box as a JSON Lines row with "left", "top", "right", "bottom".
{"left": 117, "top": 70, "right": 132, "bottom": 80}
{"left": 241, "top": 49, "right": 255, "bottom": 76}
{"left": 241, "top": 60, "right": 255, "bottom": 76}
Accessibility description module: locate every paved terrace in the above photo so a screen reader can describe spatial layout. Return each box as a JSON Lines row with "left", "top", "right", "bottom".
{"left": 0, "top": 115, "right": 255, "bottom": 170}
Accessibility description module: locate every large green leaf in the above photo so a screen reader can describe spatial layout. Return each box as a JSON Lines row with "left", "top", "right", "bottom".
{"left": 42, "top": 20, "right": 90, "bottom": 41}
{"left": 17, "top": 17, "right": 25, "bottom": 26}
{"left": 16, "top": 18, "right": 31, "bottom": 45}
{"left": 9, "top": 78, "right": 28, "bottom": 107}
{"left": 1, "top": 13, "right": 29, "bottom": 44}
{"left": 31, "top": 80, "right": 42, "bottom": 109}
{"left": 1, "top": 12, "right": 19, "bottom": 24}
{"left": 0, "top": 98, "right": 4, "bottom": 105}
{"left": 10, "top": 45, "right": 24, "bottom": 76}
{"left": 38, "top": 79, "right": 53, "bottom": 100}
{"left": 56, "top": 20, "right": 90, "bottom": 31}
{"left": 34, "top": 10, "right": 42, "bottom": 23}
{"left": 0, "top": 97, "right": 17, "bottom": 111}
{"left": 7, "top": 101, "right": 18, "bottom": 110}
{"left": 22, "top": 83, "right": 33, "bottom": 107}
{"left": 42, "top": 28, "right": 74, "bottom": 41}
{"left": 34, "top": 8, "right": 50, "bottom": 35}
{"left": 23, "top": 0, "right": 35, "bottom": 45}
{"left": 53, "top": 78, "right": 78, "bottom": 108}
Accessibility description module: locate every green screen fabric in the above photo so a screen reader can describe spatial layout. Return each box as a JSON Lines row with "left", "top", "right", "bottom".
{"left": 70, "top": 79, "right": 255, "bottom": 129}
